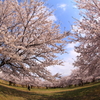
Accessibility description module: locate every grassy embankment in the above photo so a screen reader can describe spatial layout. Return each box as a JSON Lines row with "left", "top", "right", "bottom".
{"left": 0, "top": 80, "right": 100, "bottom": 100}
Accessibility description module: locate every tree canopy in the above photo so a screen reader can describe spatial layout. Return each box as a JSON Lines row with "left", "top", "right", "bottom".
{"left": 0, "top": 0, "right": 69, "bottom": 81}
{"left": 72, "top": 0, "right": 100, "bottom": 76}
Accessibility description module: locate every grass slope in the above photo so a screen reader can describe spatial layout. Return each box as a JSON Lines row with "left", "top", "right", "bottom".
{"left": 0, "top": 80, "right": 100, "bottom": 100}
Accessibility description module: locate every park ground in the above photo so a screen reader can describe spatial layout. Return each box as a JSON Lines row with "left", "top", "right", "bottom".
{"left": 0, "top": 80, "right": 100, "bottom": 100}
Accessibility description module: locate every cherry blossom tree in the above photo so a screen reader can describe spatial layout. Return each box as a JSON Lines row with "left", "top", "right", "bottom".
{"left": 72, "top": 0, "right": 100, "bottom": 77}
{"left": 0, "top": 0, "right": 69, "bottom": 81}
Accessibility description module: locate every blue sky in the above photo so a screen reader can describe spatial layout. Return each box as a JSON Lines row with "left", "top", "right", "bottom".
{"left": 46, "top": 0, "right": 81, "bottom": 76}
{"left": 47, "top": 0, "right": 80, "bottom": 31}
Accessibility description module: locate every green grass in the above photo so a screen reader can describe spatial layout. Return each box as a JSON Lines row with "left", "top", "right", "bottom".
{"left": 0, "top": 80, "right": 100, "bottom": 100}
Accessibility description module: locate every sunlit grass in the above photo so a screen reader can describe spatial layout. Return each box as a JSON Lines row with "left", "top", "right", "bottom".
{"left": 0, "top": 80, "right": 100, "bottom": 100}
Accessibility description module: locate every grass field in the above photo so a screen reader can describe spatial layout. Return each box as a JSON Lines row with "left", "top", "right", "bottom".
{"left": 0, "top": 80, "right": 100, "bottom": 100}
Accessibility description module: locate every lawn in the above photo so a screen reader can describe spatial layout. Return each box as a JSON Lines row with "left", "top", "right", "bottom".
{"left": 0, "top": 80, "right": 100, "bottom": 100}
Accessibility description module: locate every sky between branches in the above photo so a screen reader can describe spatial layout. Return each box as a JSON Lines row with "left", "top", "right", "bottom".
{"left": 46, "top": 0, "right": 81, "bottom": 76}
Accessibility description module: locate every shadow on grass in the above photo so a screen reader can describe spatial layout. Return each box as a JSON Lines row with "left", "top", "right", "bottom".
{"left": 0, "top": 84, "right": 51, "bottom": 100}
{"left": 49, "top": 85, "right": 100, "bottom": 100}
{"left": 0, "top": 83, "right": 100, "bottom": 100}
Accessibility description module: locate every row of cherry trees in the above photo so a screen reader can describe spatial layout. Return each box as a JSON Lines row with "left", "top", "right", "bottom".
{"left": 57, "top": 0, "right": 100, "bottom": 88}
{"left": 72, "top": 0, "right": 100, "bottom": 80}
{"left": 58, "top": 0, "right": 100, "bottom": 87}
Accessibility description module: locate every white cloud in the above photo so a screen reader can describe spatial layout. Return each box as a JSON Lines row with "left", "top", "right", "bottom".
{"left": 66, "top": 43, "right": 76, "bottom": 49}
{"left": 66, "top": 42, "right": 79, "bottom": 50}
{"left": 47, "top": 43, "right": 80, "bottom": 76}
{"left": 47, "top": 63, "right": 75, "bottom": 76}
{"left": 47, "top": 15, "right": 57, "bottom": 22}
{"left": 34, "top": 5, "right": 57, "bottom": 22}
{"left": 58, "top": 4, "right": 67, "bottom": 11}
{"left": 73, "top": 5, "right": 78, "bottom": 9}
